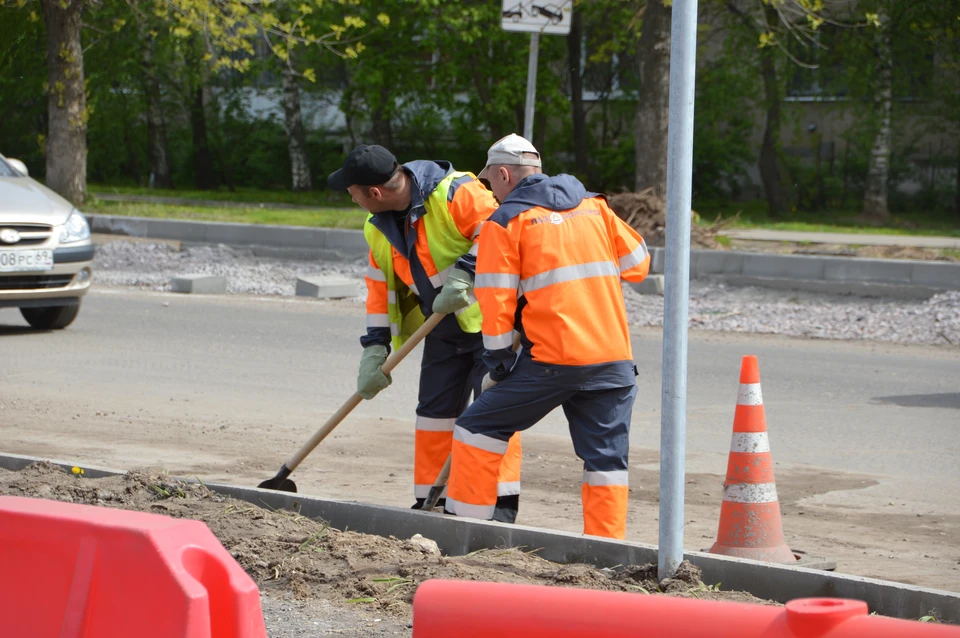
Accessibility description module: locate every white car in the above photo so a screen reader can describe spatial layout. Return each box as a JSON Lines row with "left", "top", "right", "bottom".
{"left": 0, "top": 153, "right": 93, "bottom": 329}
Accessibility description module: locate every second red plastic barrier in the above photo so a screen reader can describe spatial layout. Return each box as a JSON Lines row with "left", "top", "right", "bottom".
{"left": 412, "top": 579, "right": 959, "bottom": 638}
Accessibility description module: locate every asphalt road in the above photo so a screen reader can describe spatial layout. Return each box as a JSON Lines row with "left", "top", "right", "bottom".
{"left": 2, "top": 286, "right": 957, "bottom": 515}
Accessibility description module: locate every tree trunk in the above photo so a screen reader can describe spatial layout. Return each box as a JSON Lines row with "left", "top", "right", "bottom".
{"left": 757, "top": 41, "right": 789, "bottom": 217}
{"left": 122, "top": 113, "right": 144, "bottom": 186}
{"left": 568, "top": 9, "right": 589, "bottom": 179}
{"left": 862, "top": 18, "right": 893, "bottom": 221}
{"left": 634, "top": 0, "right": 671, "bottom": 196}
{"left": 281, "top": 63, "right": 313, "bottom": 191}
{"left": 955, "top": 139, "right": 960, "bottom": 216}
{"left": 533, "top": 103, "right": 547, "bottom": 153}
{"left": 370, "top": 86, "right": 393, "bottom": 148}
{"left": 190, "top": 85, "right": 216, "bottom": 190}
{"left": 470, "top": 62, "right": 504, "bottom": 141}
{"left": 139, "top": 25, "right": 173, "bottom": 189}
{"left": 40, "top": 0, "right": 86, "bottom": 205}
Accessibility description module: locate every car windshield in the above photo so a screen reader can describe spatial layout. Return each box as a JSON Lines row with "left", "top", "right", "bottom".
{"left": 0, "top": 158, "right": 23, "bottom": 177}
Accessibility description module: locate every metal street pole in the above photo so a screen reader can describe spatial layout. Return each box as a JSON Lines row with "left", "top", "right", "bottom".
{"left": 659, "top": 0, "right": 699, "bottom": 581}
{"left": 523, "top": 32, "right": 540, "bottom": 141}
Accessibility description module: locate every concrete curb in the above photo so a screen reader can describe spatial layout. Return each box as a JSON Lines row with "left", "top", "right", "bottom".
{"left": 87, "top": 214, "right": 368, "bottom": 261}
{"left": 644, "top": 247, "right": 960, "bottom": 298}
{"left": 2, "top": 452, "right": 957, "bottom": 624}
{"left": 170, "top": 274, "right": 227, "bottom": 294}
{"left": 87, "top": 214, "right": 960, "bottom": 297}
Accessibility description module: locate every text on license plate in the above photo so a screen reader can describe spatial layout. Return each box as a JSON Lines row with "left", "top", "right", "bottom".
{"left": 0, "top": 249, "right": 54, "bottom": 272}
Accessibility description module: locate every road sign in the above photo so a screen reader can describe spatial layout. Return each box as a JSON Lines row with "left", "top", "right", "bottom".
{"left": 501, "top": 0, "right": 573, "bottom": 36}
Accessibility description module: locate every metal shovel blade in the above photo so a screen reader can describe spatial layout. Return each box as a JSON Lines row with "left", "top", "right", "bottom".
{"left": 258, "top": 465, "right": 298, "bottom": 493}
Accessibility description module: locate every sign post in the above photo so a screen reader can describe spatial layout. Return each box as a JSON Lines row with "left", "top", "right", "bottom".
{"left": 659, "top": 0, "right": 699, "bottom": 581}
{"left": 501, "top": 1, "right": 573, "bottom": 140}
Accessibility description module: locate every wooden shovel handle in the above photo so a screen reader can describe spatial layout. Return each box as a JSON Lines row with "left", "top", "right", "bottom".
{"left": 285, "top": 312, "right": 446, "bottom": 471}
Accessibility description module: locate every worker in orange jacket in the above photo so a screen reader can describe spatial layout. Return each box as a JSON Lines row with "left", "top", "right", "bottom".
{"left": 445, "top": 134, "right": 650, "bottom": 539}
{"left": 327, "top": 144, "right": 521, "bottom": 522}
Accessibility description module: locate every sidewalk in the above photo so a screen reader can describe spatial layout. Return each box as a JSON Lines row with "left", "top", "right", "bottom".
{"left": 719, "top": 228, "right": 960, "bottom": 250}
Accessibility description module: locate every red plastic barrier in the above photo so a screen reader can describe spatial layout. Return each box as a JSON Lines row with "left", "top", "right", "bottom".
{"left": 0, "top": 495, "right": 267, "bottom": 638}
{"left": 413, "top": 580, "right": 960, "bottom": 638}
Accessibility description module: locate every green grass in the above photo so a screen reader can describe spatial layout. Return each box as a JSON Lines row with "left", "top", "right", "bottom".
{"left": 695, "top": 198, "right": 960, "bottom": 237}
{"left": 85, "top": 198, "right": 367, "bottom": 230}
{"left": 88, "top": 183, "right": 355, "bottom": 208}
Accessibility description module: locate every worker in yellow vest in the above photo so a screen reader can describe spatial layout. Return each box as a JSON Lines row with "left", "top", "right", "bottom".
{"left": 327, "top": 145, "right": 521, "bottom": 521}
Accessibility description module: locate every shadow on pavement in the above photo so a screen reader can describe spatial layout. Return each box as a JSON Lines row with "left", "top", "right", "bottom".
{"left": 872, "top": 393, "right": 960, "bottom": 409}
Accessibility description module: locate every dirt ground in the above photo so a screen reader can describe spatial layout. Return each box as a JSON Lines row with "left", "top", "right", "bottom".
{"left": 1, "top": 463, "right": 768, "bottom": 627}
{"left": 3, "top": 408, "right": 957, "bottom": 593}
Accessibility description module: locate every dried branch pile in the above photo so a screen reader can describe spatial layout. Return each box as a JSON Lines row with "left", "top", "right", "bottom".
{"left": 606, "top": 189, "right": 730, "bottom": 249}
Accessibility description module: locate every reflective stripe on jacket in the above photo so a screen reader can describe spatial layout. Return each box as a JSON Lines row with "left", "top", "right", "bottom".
{"left": 475, "top": 173, "right": 650, "bottom": 383}
{"left": 363, "top": 161, "right": 495, "bottom": 350}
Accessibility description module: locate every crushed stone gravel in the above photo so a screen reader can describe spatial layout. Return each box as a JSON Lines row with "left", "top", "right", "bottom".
{"left": 93, "top": 239, "right": 959, "bottom": 348}
{"left": 93, "top": 241, "right": 366, "bottom": 298}
{"left": 620, "top": 281, "right": 960, "bottom": 348}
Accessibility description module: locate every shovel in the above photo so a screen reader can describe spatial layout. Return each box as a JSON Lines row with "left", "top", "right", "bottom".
{"left": 258, "top": 312, "right": 446, "bottom": 493}
{"left": 421, "top": 455, "right": 451, "bottom": 512}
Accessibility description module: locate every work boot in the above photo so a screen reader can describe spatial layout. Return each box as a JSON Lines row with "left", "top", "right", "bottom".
{"left": 493, "top": 494, "right": 519, "bottom": 524}
{"left": 412, "top": 498, "right": 446, "bottom": 511}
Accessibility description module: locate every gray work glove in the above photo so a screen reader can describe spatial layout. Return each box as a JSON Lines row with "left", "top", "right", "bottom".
{"left": 481, "top": 372, "right": 498, "bottom": 394}
{"left": 357, "top": 345, "right": 392, "bottom": 400}
{"left": 432, "top": 268, "right": 473, "bottom": 315}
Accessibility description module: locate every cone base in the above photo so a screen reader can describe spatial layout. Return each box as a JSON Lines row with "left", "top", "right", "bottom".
{"left": 709, "top": 542, "right": 797, "bottom": 564}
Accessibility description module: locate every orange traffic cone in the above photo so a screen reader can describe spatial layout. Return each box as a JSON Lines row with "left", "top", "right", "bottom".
{"left": 709, "top": 355, "right": 796, "bottom": 563}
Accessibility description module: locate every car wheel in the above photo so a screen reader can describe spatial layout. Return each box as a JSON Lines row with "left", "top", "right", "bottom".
{"left": 20, "top": 303, "right": 81, "bottom": 330}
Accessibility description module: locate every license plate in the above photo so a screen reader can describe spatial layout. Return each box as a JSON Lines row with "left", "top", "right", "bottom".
{"left": 0, "top": 249, "right": 54, "bottom": 272}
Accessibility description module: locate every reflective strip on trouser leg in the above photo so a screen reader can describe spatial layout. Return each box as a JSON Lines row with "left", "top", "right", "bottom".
{"left": 446, "top": 426, "right": 505, "bottom": 520}
{"left": 581, "top": 477, "right": 629, "bottom": 540}
{"left": 496, "top": 433, "right": 522, "bottom": 496}
{"left": 563, "top": 385, "right": 635, "bottom": 540}
{"left": 414, "top": 416, "right": 455, "bottom": 499}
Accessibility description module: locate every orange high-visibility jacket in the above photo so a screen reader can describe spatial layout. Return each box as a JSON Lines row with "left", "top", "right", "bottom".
{"left": 475, "top": 173, "right": 650, "bottom": 386}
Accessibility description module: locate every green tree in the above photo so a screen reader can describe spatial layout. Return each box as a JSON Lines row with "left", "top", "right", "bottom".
{"left": 634, "top": 0, "right": 671, "bottom": 196}
{"left": 128, "top": 0, "right": 176, "bottom": 187}
{"left": 858, "top": 0, "right": 960, "bottom": 219}
{"left": 566, "top": 0, "right": 641, "bottom": 186}
{"left": 338, "top": 0, "right": 568, "bottom": 170}
{"left": 0, "top": 5, "right": 47, "bottom": 171}
{"left": 39, "top": 0, "right": 89, "bottom": 203}
{"left": 718, "top": 0, "right": 854, "bottom": 217}
{"left": 5, "top": 0, "right": 375, "bottom": 204}
{"left": 860, "top": 9, "right": 892, "bottom": 220}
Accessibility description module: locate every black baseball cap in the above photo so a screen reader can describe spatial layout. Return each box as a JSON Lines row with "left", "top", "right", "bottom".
{"left": 327, "top": 145, "right": 399, "bottom": 191}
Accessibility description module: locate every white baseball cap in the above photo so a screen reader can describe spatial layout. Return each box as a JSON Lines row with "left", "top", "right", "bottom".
{"left": 477, "top": 134, "right": 541, "bottom": 179}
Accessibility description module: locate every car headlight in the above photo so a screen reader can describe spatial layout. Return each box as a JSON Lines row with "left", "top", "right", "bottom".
{"left": 60, "top": 210, "right": 91, "bottom": 244}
